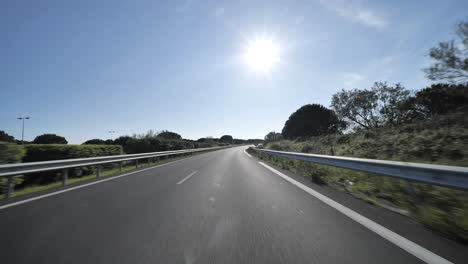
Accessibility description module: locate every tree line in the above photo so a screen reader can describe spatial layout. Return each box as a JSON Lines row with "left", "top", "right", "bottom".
{"left": 265, "top": 21, "right": 468, "bottom": 142}
{"left": 0, "top": 132, "right": 68, "bottom": 145}
{"left": 0, "top": 128, "right": 263, "bottom": 155}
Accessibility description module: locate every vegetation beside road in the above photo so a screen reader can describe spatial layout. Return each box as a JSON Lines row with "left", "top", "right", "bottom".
{"left": 0, "top": 150, "right": 211, "bottom": 200}
{"left": 250, "top": 114, "right": 468, "bottom": 241}
{"left": 253, "top": 111, "right": 468, "bottom": 242}
{"left": 0, "top": 144, "right": 124, "bottom": 196}
{"left": 0, "top": 129, "right": 261, "bottom": 198}
{"left": 252, "top": 21, "right": 468, "bottom": 242}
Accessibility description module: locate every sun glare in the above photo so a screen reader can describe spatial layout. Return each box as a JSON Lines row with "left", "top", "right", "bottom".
{"left": 244, "top": 38, "right": 280, "bottom": 72}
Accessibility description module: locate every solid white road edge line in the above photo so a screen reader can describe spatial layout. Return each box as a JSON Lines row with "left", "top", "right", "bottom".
{"left": 177, "top": 171, "right": 198, "bottom": 184}
{"left": 243, "top": 149, "right": 252, "bottom": 158}
{"left": 0, "top": 158, "right": 189, "bottom": 211}
{"left": 258, "top": 161, "right": 452, "bottom": 264}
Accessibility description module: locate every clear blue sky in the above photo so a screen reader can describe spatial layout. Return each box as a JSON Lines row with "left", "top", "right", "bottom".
{"left": 1, "top": 0, "right": 467, "bottom": 144}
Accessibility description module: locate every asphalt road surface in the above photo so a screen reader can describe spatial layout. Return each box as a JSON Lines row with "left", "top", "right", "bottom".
{"left": 1, "top": 146, "right": 467, "bottom": 263}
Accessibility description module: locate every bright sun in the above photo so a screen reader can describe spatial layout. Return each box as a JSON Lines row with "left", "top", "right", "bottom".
{"left": 244, "top": 38, "right": 280, "bottom": 72}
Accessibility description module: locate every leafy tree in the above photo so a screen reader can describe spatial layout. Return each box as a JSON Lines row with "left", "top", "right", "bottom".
{"left": 0, "top": 130, "right": 15, "bottom": 142}
{"left": 194, "top": 137, "right": 218, "bottom": 148}
{"left": 157, "top": 130, "right": 182, "bottom": 140}
{"left": 33, "top": 134, "right": 68, "bottom": 144}
{"left": 282, "top": 104, "right": 345, "bottom": 139}
{"left": 137, "top": 129, "right": 158, "bottom": 138}
{"left": 331, "top": 88, "right": 379, "bottom": 129}
{"left": 394, "top": 96, "right": 426, "bottom": 124}
{"left": 114, "top": 136, "right": 132, "bottom": 146}
{"left": 82, "top": 139, "right": 106, "bottom": 145}
{"left": 219, "top": 135, "right": 233, "bottom": 143}
{"left": 331, "top": 82, "right": 409, "bottom": 129}
{"left": 233, "top": 138, "right": 246, "bottom": 144}
{"left": 264, "top": 131, "right": 283, "bottom": 142}
{"left": 197, "top": 137, "right": 218, "bottom": 143}
{"left": 124, "top": 137, "right": 163, "bottom": 153}
{"left": 423, "top": 21, "right": 468, "bottom": 83}
{"left": 398, "top": 83, "right": 468, "bottom": 120}
{"left": 415, "top": 83, "right": 468, "bottom": 116}
{"left": 246, "top": 139, "right": 263, "bottom": 145}
{"left": 375, "top": 82, "right": 410, "bottom": 126}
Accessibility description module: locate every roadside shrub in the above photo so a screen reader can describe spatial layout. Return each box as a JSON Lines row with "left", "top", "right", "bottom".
{"left": 23, "top": 144, "right": 122, "bottom": 162}
{"left": 414, "top": 83, "right": 468, "bottom": 117}
{"left": 269, "top": 143, "right": 283, "bottom": 151}
{"left": 257, "top": 112, "right": 468, "bottom": 242}
{"left": 219, "top": 135, "right": 234, "bottom": 144}
{"left": 0, "top": 142, "right": 26, "bottom": 194}
{"left": 417, "top": 206, "right": 456, "bottom": 238}
{"left": 0, "top": 131, "right": 15, "bottom": 142}
{"left": 301, "top": 144, "right": 316, "bottom": 153}
{"left": 32, "top": 134, "right": 68, "bottom": 144}
{"left": 282, "top": 104, "right": 345, "bottom": 139}
{"left": 21, "top": 144, "right": 123, "bottom": 186}
{"left": 0, "top": 141, "right": 25, "bottom": 164}
{"left": 195, "top": 142, "right": 216, "bottom": 148}
{"left": 123, "top": 138, "right": 196, "bottom": 154}
{"left": 82, "top": 139, "right": 107, "bottom": 145}
{"left": 264, "top": 131, "right": 283, "bottom": 143}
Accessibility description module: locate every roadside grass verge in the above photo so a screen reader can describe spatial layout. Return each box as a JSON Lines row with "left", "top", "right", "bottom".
{"left": 247, "top": 116, "right": 468, "bottom": 244}
{"left": 0, "top": 151, "right": 210, "bottom": 200}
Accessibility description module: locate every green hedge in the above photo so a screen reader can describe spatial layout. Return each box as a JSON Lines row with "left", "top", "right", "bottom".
{"left": 0, "top": 142, "right": 26, "bottom": 194}
{"left": 123, "top": 138, "right": 196, "bottom": 154}
{"left": 0, "top": 141, "right": 25, "bottom": 164}
{"left": 20, "top": 144, "right": 123, "bottom": 186}
{"left": 23, "top": 144, "right": 123, "bottom": 162}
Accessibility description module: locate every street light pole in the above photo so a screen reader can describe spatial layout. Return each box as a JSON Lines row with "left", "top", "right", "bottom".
{"left": 17, "top": 116, "right": 30, "bottom": 145}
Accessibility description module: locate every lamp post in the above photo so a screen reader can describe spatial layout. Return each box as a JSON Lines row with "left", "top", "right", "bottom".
{"left": 108, "top": 130, "right": 116, "bottom": 140}
{"left": 17, "top": 116, "right": 30, "bottom": 145}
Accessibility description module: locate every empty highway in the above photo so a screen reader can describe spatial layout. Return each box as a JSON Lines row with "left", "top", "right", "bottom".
{"left": 1, "top": 146, "right": 467, "bottom": 263}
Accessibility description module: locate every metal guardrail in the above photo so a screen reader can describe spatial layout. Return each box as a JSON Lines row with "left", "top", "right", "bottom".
{"left": 252, "top": 148, "right": 468, "bottom": 190}
{"left": 0, "top": 146, "right": 229, "bottom": 199}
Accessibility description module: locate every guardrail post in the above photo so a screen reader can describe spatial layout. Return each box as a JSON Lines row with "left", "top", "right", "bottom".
{"left": 62, "top": 168, "right": 68, "bottom": 186}
{"left": 135, "top": 159, "right": 139, "bottom": 169}
{"left": 6, "top": 175, "right": 14, "bottom": 199}
{"left": 96, "top": 166, "right": 101, "bottom": 178}
{"left": 119, "top": 162, "right": 123, "bottom": 172}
